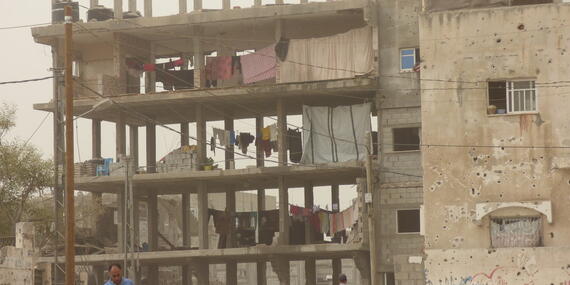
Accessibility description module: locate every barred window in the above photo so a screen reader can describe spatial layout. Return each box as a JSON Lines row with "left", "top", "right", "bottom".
{"left": 490, "top": 217, "right": 542, "bottom": 248}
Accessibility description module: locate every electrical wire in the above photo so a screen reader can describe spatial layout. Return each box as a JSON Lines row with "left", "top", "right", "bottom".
{"left": 0, "top": 23, "right": 51, "bottom": 30}
{"left": 0, "top": 76, "right": 53, "bottom": 86}
{"left": 24, "top": 112, "right": 51, "bottom": 146}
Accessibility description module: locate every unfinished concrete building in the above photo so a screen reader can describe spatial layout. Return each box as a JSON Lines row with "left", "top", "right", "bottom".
{"left": 420, "top": 0, "right": 570, "bottom": 284}
{"left": 32, "top": 0, "right": 426, "bottom": 284}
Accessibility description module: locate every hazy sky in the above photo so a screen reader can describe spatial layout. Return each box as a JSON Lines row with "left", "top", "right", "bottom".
{"left": 0, "top": 0, "right": 357, "bottom": 209}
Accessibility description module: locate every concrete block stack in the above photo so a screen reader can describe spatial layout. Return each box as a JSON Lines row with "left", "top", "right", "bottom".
{"left": 73, "top": 159, "right": 102, "bottom": 177}
{"left": 158, "top": 146, "right": 198, "bottom": 173}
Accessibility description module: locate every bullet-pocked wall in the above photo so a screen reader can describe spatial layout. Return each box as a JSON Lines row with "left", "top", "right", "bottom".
{"left": 420, "top": 3, "right": 570, "bottom": 284}
{"left": 376, "top": 0, "right": 425, "bottom": 283}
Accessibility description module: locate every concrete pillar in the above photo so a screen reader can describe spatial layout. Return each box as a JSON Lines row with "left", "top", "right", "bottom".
{"left": 146, "top": 122, "right": 157, "bottom": 173}
{"left": 117, "top": 193, "right": 125, "bottom": 252}
{"left": 90, "top": 0, "right": 99, "bottom": 8}
{"left": 144, "top": 0, "right": 152, "bottom": 17}
{"left": 195, "top": 263, "right": 209, "bottom": 285}
{"left": 129, "top": 125, "right": 139, "bottom": 170}
{"left": 277, "top": 99, "right": 287, "bottom": 166}
{"left": 145, "top": 43, "right": 156, "bottom": 93}
{"left": 193, "top": 30, "right": 204, "bottom": 88}
{"left": 128, "top": 0, "right": 136, "bottom": 12}
{"left": 182, "top": 191, "right": 192, "bottom": 284}
{"left": 147, "top": 192, "right": 159, "bottom": 284}
{"left": 93, "top": 265, "right": 105, "bottom": 284}
{"left": 305, "top": 258, "right": 316, "bottom": 285}
{"left": 224, "top": 117, "right": 234, "bottom": 170}
{"left": 114, "top": 0, "right": 123, "bottom": 19}
{"left": 254, "top": 0, "right": 262, "bottom": 6}
{"left": 195, "top": 104, "right": 206, "bottom": 169}
{"left": 179, "top": 0, "right": 187, "bottom": 14}
{"left": 181, "top": 122, "right": 190, "bottom": 146}
{"left": 278, "top": 177, "right": 289, "bottom": 245}
{"left": 226, "top": 190, "right": 236, "bottom": 248}
{"left": 116, "top": 114, "right": 127, "bottom": 161}
{"left": 193, "top": 0, "right": 202, "bottom": 11}
{"left": 198, "top": 182, "right": 209, "bottom": 249}
{"left": 271, "top": 260, "right": 290, "bottom": 285}
{"left": 226, "top": 262, "right": 238, "bottom": 285}
{"left": 133, "top": 196, "right": 140, "bottom": 250}
{"left": 223, "top": 0, "right": 231, "bottom": 9}
{"left": 256, "top": 116, "right": 264, "bottom": 167}
{"left": 304, "top": 183, "right": 314, "bottom": 244}
{"left": 331, "top": 184, "right": 341, "bottom": 285}
{"left": 257, "top": 262, "right": 267, "bottom": 285}
{"left": 92, "top": 119, "right": 101, "bottom": 158}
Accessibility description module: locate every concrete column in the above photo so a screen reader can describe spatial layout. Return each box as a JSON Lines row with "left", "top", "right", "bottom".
{"left": 197, "top": 182, "right": 209, "bottom": 249}
{"left": 271, "top": 260, "right": 290, "bottom": 285}
{"left": 133, "top": 196, "right": 140, "bottom": 250}
{"left": 146, "top": 123, "right": 156, "bottom": 173}
{"left": 257, "top": 262, "right": 267, "bottom": 285}
{"left": 331, "top": 184, "right": 341, "bottom": 285}
{"left": 114, "top": 0, "right": 123, "bottom": 19}
{"left": 278, "top": 176, "right": 289, "bottom": 245}
{"left": 226, "top": 190, "right": 236, "bottom": 248}
{"left": 224, "top": 117, "right": 234, "bottom": 170}
{"left": 129, "top": 125, "right": 139, "bottom": 170}
{"left": 354, "top": 253, "right": 371, "bottom": 285}
{"left": 195, "top": 263, "right": 209, "bottom": 285}
{"left": 92, "top": 119, "right": 101, "bottom": 158}
{"left": 277, "top": 99, "right": 287, "bottom": 166}
{"left": 117, "top": 193, "right": 125, "bottom": 252}
{"left": 93, "top": 265, "right": 105, "bottom": 284}
{"left": 222, "top": 0, "right": 231, "bottom": 9}
{"left": 181, "top": 122, "right": 189, "bottom": 146}
{"left": 116, "top": 115, "right": 127, "bottom": 161}
{"left": 147, "top": 265, "right": 159, "bottom": 285}
{"left": 145, "top": 43, "right": 156, "bottom": 93}
{"left": 179, "top": 0, "right": 187, "bottom": 14}
{"left": 192, "top": 31, "right": 204, "bottom": 88}
{"left": 304, "top": 183, "right": 314, "bottom": 244}
{"left": 226, "top": 262, "right": 238, "bottom": 285}
{"left": 195, "top": 104, "right": 206, "bottom": 169}
{"left": 254, "top": 0, "right": 262, "bottom": 6}
{"left": 90, "top": 0, "right": 99, "bottom": 8}
{"left": 193, "top": 0, "right": 202, "bottom": 11}
{"left": 182, "top": 192, "right": 192, "bottom": 284}
{"left": 305, "top": 258, "right": 316, "bottom": 285}
{"left": 128, "top": 0, "right": 136, "bottom": 12}
{"left": 148, "top": 193, "right": 159, "bottom": 250}
{"left": 256, "top": 116, "right": 264, "bottom": 167}
{"left": 144, "top": 0, "right": 152, "bottom": 17}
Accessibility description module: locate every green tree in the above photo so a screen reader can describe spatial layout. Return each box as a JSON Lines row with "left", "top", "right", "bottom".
{"left": 0, "top": 103, "right": 53, "bottom": 236}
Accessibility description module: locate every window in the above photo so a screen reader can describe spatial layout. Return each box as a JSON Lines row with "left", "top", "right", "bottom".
{"left": 397, "top": 209, "right": 421, "bottom": 233}
{"left": 490, "top": 217, "right": 542, "bottom": 248}
{"left": 393, "top": 127, "right": 420, "bottom": 152}
{"left": 488, "top": 80, "right": 537, "bottom": 114}
{"left": 400, "top": 48, "right": 420, "bottom": 72}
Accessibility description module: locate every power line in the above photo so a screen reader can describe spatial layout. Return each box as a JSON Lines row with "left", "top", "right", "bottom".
{"left": 0, "top": 23, "right": 50, "bottom": 30}
{"left": 0, "top": 76, "right": 53, "bottom": 86}
{"left": 24, "top": 112, "right": 51, "bottom": 146}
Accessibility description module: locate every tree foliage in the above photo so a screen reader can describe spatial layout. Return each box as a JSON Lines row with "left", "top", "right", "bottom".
{"left": 0, "top": 104, "right": 53, "bottom": 236}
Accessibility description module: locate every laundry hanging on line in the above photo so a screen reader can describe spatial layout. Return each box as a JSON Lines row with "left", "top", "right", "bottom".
{"left": 240, "top": 44, "right": 277, "bottom": 84}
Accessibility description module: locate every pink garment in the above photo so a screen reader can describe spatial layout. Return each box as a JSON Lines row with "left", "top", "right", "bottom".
{"left": 342, "top": 207, "right": 354, "bottom": 229}
{"left": 240, "top": 44, "right": 277, "bottom": 84}
{"left": 206, "top": 56, "right": 233, "bottom": 81}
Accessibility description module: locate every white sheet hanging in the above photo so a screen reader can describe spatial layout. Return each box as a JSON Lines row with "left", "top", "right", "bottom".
{"left": 300, "top": 103, "right": 372, "bottom": 164}
{"left": 278, "top": 26, "right": 374, "bottom": 83}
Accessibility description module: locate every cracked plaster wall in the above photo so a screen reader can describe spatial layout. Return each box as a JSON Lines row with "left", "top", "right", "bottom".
{"left": 419, "top": 4, "right": 570, "bottom": 250}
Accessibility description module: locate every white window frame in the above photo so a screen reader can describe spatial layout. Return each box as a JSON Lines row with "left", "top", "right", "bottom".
{"left": 506, "top": 80, "right": 537, "bottom": 114}
{"left": 399, "top": 48, "right": 417, "bottom": 72}
{"left": 396, "top": 208, "right": 421, "bottom": 234}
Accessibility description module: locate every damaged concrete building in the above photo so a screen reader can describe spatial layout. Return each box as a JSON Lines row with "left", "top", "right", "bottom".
{"left": 420, "top": 0, "right": 570, "bottom": 284}
{"left": 31, "top": 0, "right": 425, "bottom": 284}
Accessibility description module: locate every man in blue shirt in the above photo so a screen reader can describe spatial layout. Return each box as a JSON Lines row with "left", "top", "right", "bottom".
{"left": 104, "top": 263, "right": 134, "bottom": 285}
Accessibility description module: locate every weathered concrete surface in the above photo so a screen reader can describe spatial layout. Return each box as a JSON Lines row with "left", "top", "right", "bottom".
{"left": 0, "top": 223, "right": 35, "bottom": 285}
{"left": 420, "top": 3, "right": 570, "bottom": 249}
{"left": 425, "top": 247, "right": 570, "bottom": 285}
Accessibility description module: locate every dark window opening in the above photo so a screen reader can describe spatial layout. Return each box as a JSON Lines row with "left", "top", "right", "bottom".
{"left": 393, "top": 127, "right": 420, "bottom": 152}
{"left": 397, "top": 209, "right": 421, "bottom": 233}
{"left": 488, "top": 81, "right": 507, "bottom": 114}
{"left": 490, "top": 216, "right": 542, "bottom": 248}
{"left": 510, "top": 0, "right": 552, "bottom": 6}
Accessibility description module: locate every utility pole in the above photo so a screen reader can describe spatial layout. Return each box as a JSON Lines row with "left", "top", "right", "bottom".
{"left": 366, "top": 132, "right": 378, "bottom": 285}
{"left": 64, "top": 5, "right": 76, "bottom": 285}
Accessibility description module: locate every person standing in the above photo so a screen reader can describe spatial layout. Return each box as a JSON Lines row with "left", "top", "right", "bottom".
{"left": 104, "top": 263, "right": 134, "bottom": 285}
{"left": 339, "top": 273, "right": 348, "bottom": 284}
